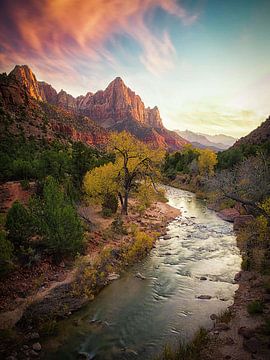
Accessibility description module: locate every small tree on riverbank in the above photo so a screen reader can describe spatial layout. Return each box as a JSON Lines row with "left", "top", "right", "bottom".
{"left": 83, "top": 131, "right": 165, "bottom": 215}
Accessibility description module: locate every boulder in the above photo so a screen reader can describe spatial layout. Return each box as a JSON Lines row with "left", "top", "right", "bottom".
{"left": 218, "top": 208, "right": 240, "bottom": 222}
{"left": 197, "top": 295, "right": 212, "bottom": 300}
{"left": 107, "top": 273, "right": 120, "bottom": 281}
{"left": 233, "top": 215, "right": 254, "bottom": 231}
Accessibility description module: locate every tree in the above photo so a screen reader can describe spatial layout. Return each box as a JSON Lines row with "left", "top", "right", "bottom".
{"left": 211, "top": 155, "right": 270, "bottom": 219}
{"left": 198, "top": 149, "right": 217, "bottom": 176}
{"left": 33, "top": 176, "right": 84, "bottom": 257}
{"left": 6, "top": 201, "right": 32, "bottom": 246}
{"left": 0, "top": 231, "right": 13, "bottom": 273}
{"left": 84, "top": 131, "right": 165, "bottom": 215}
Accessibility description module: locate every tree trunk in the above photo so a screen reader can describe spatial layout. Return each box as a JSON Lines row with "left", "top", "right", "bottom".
{"left": 121, "top": 191, "right": 129, "bottom": 215}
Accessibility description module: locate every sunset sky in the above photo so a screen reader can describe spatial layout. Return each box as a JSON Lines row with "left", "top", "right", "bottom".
{"left": 0, "top": 0, "right": 270, "bottom": 137}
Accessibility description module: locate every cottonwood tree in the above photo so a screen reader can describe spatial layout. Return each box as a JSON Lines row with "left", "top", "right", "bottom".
{"left": 211, "top": 155, "right": 270, "bottom": 218}
{"left": 84, "top": 131, "right": 165, "bottom": 215}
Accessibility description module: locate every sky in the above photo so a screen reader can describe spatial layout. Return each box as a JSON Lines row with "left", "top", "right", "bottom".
{"left": 0, "top": 0, "right": 270, "bottom": 137}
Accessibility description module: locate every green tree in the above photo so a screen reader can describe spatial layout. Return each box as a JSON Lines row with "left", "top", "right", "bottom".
{"left": 6, "top": 201, "right": 32, "bottom": 246}
{"left": 0, "top": 231, "right": 13, "bottom": 274}
{"left": 34, "top": 176, "right": 84, "bottom": 257}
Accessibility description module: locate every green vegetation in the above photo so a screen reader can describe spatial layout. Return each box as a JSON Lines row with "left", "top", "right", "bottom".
{"left": 247, "top": 300, "right": 264, "bottom": 315}
{"left": 155, "top": 328, "right": 209, "bottom": 360}
{"left": 84, "top": 131, "right": 164, "bottom": 214}
{"left": 0, "top": 231, "right": 13, "bottom": 273}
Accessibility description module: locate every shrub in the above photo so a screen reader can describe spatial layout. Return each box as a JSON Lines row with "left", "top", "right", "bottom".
{"left": 20, "top": 179, "right": 30, "bottom": 190}
{"left": 0, "top": 231, "right": 13, "bottom": 273}
{"left": 247, "top": 300, "right": 264, "bottom": 315}
{"left": 102, "top": 192, "right": 118, "bottom": 217}
{"left": 111, "top": 216, "right": 128, "bottom": 235}
{"left": 6, "top": 201, "right": 32, "bottom": 246}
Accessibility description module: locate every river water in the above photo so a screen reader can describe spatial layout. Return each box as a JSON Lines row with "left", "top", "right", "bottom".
{"left": 44, "top": 186, "right": 241, "bottom": 360}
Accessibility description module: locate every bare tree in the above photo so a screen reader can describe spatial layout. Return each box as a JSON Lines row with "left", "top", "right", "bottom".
{"left": 211, "top": 155, "right": 270, "bottom": 218}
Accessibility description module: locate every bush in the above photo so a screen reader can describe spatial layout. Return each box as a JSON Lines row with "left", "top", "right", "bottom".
{"left": 111, "top": 216, "right": 127, "bottom": 235}
{"left": 102, "top": 192, "right": 118, "bottom": 217}
{"left": 0, "top": 231, "right": 13, "bottom": 273}
{"left": 6, "top": 201, "right": 32, "bottom": 246}
{"left": 247, "top": 300, "right": 264, "bottom": 315}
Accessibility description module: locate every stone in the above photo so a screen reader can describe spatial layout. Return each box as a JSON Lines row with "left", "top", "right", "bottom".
{"left": 78, "top": 352, "right": 91, "bottom": 359}
{"left": 32, "top": 342, "right": 41, "bottom": 351}
{"left": 135, "top": 272, "right": 146, "bottom": 280}
{"left": 218, "top": 208, "right": 240, "bottom": 222}
{"left": 210, "top": 314, "right": 218, "bottom": 320}
{"left": 200, "top": 276, "right": 207, "bottom": 281}
{"left": 243, "top": 337, "right": 261, "bottom": 354}
{"left": 107, "top": 273, "right": 120, "bottom": 281}
{"left": 163, "top": 235, "right": 171, "bottom": 240}
{"left": 214, "top": 323, "right": 230, "bottom": 331}
{"left": 238, "top": 327, "right": 256, "bottom": 339}
{"left": 197, "top": 295, "right": 212, "bottom": 300}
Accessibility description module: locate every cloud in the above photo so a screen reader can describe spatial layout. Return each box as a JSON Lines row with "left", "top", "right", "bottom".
{"left": 0, "top": 0, "right": 197, "bottom": 84}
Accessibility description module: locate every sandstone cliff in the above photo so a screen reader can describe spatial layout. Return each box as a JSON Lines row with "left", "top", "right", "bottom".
{"left": 5, "top": 65, "right": 188, "bottom": 150}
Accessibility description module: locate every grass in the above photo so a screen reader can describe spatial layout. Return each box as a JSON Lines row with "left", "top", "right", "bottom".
{"left": 155, "top": 328, "right": 209, "bottom": 360}
{"left": 247, "top": 300, "right": 264, "bottom": 315}
{"left": 217, "top": 309, "right": 233, "bottom": 324}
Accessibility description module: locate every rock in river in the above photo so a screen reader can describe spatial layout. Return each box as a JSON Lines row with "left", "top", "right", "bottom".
{"left": 135, "top": 272, "right": 146, "bottom": 280}
{"left": 197, "top": 295, "right": 212, "bottom": 300}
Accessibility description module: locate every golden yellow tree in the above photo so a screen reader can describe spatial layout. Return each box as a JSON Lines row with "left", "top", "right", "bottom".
{"left": 198, "top": 149, "right": 217, "bottom": 176}
{"left": 84, "top": 131, "right": 165, "bottom": 214}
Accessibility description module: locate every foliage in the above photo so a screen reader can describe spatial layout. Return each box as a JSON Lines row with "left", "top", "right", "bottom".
{"left": 84, "top": 162, "right": 119, "bottom": 202}
{"left": 102, "top": 192, "right": 118, "bottom": 217}
{"left": 32, "top": 176, "right": 84, "bottom": 257}
{"left": 155, "top": 328, "right": 208, "bottom": 360}
{"left": 6, "top": 201, "right": 32, "bottom": 246}
{"left": 211, "top": 155, "right": 270, "bottom": 215}
{"left": 123, "top": 231, "right": 155, "bottom": 263}
{"left": 163, "top": 146, "right": 200, "bottom": 178}
{"left": 111, "top": 216, "right": 128, "bottom": 235}
{"left": 84, "top": 131, "right": 165, "bottom": 214}
{"left": 198, "top": 149, "right": 217, "bottom": 176}
{"left": 247, "top": 300, "right": 264, "bottom": 315}
{"left": 0, "top": 231, "right": 13, "bottom": 273}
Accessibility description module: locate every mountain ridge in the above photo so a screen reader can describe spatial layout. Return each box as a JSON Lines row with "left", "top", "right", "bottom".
{"left": 7, "top": 64, "right": 187, "bottom": 150}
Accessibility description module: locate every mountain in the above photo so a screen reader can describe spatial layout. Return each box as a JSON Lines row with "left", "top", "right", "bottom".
{"left": 199, "top": 133, "right": 236, "bottom": 147}
{"left": 9, "top": 65, "right": 187, "bottom": 151}
{"left": 176, "top": 130, "right": 234, "bottom": 151}
{"left": 233, "top": 116, "right": 270, "bottom": 147}
{"left": 0, "top": 70, "right": 108, "bottom": 146}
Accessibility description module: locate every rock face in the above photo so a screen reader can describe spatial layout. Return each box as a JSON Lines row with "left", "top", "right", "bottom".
{"left": 0, "top": 69, "right": 108, "bottom": 148}
{"left": 38, "top": 81, "right": 58, "bottom": 103}
{"left": 9, "top": 65, "right": 42, "bottom": 101}
{"left": 233, "top": 115, "right": 270, "bottom": 147}
{"left": 6, "top": 65, "right": 188, "bottom": 151}
{"left": 218, "top": 208, "right": 240, "bottom": 222}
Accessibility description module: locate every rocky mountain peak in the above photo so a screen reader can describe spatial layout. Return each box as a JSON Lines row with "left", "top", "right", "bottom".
{"left": 9, "top": 65, "right": 42, "bottom": 101}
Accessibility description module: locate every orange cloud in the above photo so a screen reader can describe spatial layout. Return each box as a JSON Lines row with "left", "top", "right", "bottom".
{"left": 0, "top": 0, "right": 197, "bottom": 82}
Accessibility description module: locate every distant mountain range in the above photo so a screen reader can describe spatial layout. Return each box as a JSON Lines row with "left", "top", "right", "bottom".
{"left": 175, "top": 130, "right": 237, "bottom": 152}
{"left": 1, "top": 65, "right": 188, "bottom": 151}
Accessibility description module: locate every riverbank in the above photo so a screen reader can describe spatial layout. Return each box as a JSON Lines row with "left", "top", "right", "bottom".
{"left": 199, "top": 240, "right": 270, "bottom": 360}
{"left": 0, "top": 199, "right": 180, "bottom": 359}
{"left": 159, "top": 182, "right": 270, "bottom": 359}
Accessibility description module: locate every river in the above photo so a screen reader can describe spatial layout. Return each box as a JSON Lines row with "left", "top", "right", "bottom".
{"left": 44, "top": 186, "right": 241, "bottom": 360}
